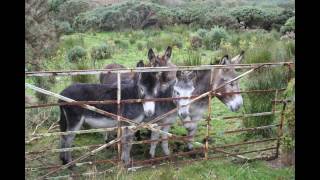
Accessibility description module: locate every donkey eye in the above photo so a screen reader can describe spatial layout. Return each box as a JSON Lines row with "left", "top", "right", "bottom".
{"left": 175, "top": 90, "right": 180, "bottom": 96}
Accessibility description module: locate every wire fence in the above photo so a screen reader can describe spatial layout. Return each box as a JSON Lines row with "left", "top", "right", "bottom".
{"left": 25, "top": 62, "right": 294, "bottom": 179}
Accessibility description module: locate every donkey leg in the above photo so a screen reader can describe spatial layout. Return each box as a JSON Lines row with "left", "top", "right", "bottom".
{"left": 149, "top": 130, "right": 160, "bottom": 159}
{"left": 121, "top": 127, "right": 134, "bottom": 167}
{"left": 60, "top": 134, "right": 76, "bottom": 165}
{"left": 185, "top": 122, "right": 198, "bottom": 159}
{"left": 160, "top": 125, "right": 171, "bottom": 156}
{"left": 59, "top": 114, "right": 84, "bottom": 167}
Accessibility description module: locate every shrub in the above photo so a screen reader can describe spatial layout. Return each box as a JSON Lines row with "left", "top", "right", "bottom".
{"left": 61, "top": 35, "right": 85, "bottom": 50}
{"left": 281, "top": 78, "right": 295, "bottom": 165}
{"left": 230, "top": 6, "right": 283, "bottom": 30}
{"left": 196, "top": 28, "right": 208, "bottom": 38}
{"left": 48, "top": 0, "right": 67, "bottom": 13}
{"left": 129, "top": 38, "right": 136, "bottom": 44}
{"left": 280, "top": 16, "right": 295, "bottom": 34}
{"left": 56, "top": 0, "right": 91, "bottom": 23}
{"left": 54, "top": 21, "right": 74, "bottom": 35}
{"left": 90, "top": 43, "right": 112, "bottom": 60}
{"left": 136, "top": 41, "right": 145, "bottom": 51}
{"left": 71, "top": 58, "right": 95, "bottom": 83}
{"left": 199, "top": 12, "right": 239, "bottom": 29}
{"left": 204, "top": 26, "right": 230, "bottom": 50}
{"left": 74, "top": 1, "right": 174, "bottom": 32}
{"left": 67, "top": 46, "right": 87, "bottom": 62}
{"left": 190, "top": 34, "right": 202, "bottom": 49}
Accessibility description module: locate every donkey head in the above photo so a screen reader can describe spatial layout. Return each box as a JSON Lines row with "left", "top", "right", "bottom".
{"left": 173, "top": 71, "right": 197, "bottom": 119}
{"left": 147, "top": 46, "right": 172, "bottom": 67}
{"left": 148, "top": 46, "right": 176, "bottom": 92}
{"left": 136, "top": 60, "right": 160, "bottom": 117}
{"left": 212, "top": 51, "right": 245, "bottom": 112}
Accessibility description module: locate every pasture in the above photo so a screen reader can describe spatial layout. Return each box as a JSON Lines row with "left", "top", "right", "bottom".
{"left": 25, "top": 27, "right": 294, "bottom": 179}
{"left": 25, "top": 0, "right": 295, "bottom": 179}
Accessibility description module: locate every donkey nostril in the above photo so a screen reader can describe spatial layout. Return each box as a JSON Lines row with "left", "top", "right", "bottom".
{"left": 179, "top": 113, "right": 187, "bottom": 119}
{"left": 146, "top": 111, "right": 153, "bottom": 117}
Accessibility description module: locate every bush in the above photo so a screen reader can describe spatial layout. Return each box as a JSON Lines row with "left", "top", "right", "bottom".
{"left": 48, "top": 0, "right": 67, "bottom": 13}
{"left": 67, "top": 46, "right": 87, "bottom": 62}
{"left": 281, "top": 78, "right": 295, "bottom": 165}
{"left": 196, "top": 28, "right": 208, "bottom": 38}
{"left": 129, "top": 38, "right": 136, "bottom": 44}
{"left": 90, "top": 43, "right": 112, "bottom": 60}
{"left": 74, "top": 1, "right": 174, "bottom": 32}
{"left": 204, "top": 26, "right": 230, "bottom": 50}
{"left": 199, "top": 11, "right": 239, "bottom": 29}
{"left": 280, "top": 16, "right": 295, "bottom": 34}
{"left": 61, "top": 35, "right": 85, "bottom": 50}
{"left": 56, "top": 0, "right": 91, "bottom": 23}
{"left": 136, "top": 41, "right": 145, "bottom": 51}
{"left": 230, "top": 6, "right": 283, "bottom": 30}
{"left": 71, "top": 58, "right": 95, "bottom": 83}
{"left": 190, "top": 34, "right": 202, "bottom": 49}
{"left": 54, "top": 21, "right": 74, "bottom": 35}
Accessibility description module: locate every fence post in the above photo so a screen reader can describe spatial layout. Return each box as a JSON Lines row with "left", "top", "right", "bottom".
{"left": 117, "top": 72, "right": 122, "bottom": 167}
{"left": 205, "top": 68, "right": 214, "bottom": 160}
{"left": 272, "top": 90, "right": 278, "bottom": 114}
{"left": 275, "top": 101, "right": 287, "bottom": 158}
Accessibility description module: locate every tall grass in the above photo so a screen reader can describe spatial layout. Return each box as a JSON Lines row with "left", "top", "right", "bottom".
{"left": 183, "top": 50, "right": 202, "bottom": 66}
{"left": 241, "top": 33, "right": 292, "bottom": 137}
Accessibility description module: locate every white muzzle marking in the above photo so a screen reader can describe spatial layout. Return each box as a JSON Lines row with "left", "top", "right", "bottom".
{"left": 143, "top": 101, "right": 155, "bottom": 117}
{"left": 226, "top": 95, "right": 243, "bottom": 112}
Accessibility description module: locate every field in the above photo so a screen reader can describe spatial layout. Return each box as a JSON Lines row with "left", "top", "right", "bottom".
{"left": 25, "top": 25, "right": 294, "bottom": 179}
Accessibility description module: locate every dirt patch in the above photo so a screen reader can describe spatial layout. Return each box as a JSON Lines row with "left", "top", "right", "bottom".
{"left": 267, "top": 150, "right": 295, "bottom": 168}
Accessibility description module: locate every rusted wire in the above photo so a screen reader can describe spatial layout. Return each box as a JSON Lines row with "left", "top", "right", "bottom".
{"left": 26, "top": 136, "right": 194, "bottom": 155}
{"left": 25, "top": 89, "right": 286, "bottom": 109}
{"left": 25, "top": 63, "right": 292, "bottom": 178}
{"left": 25, "top": 62, "right": 294, "bottom": 77}
{"left": 224, "top": 124, "right": 279, "bottom": 134}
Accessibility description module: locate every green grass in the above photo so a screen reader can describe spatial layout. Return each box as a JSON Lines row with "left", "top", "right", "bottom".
{"left": 113, "top": 160, "right": 294, "bottom": 180}
{"left": 25, "top": 25, "right": 294, "bottom": 179}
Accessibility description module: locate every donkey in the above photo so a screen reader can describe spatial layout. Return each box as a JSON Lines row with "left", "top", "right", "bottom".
{"left": 99, "top": 47, "right": 182, "bottom": 159}
{"left": 58, "top": 61, "right": 160, "bottom": 166}
{"left": 99, "top": 46, "right": 176, "bottom": 92}
{"left": 99, "top": 47, "right": 177, "bottom": 139}
{"left": 173, "top": 51, "right": 245, "bottom": 153}
{"left": 148, "top": 70, "right": 197, "bottom": 158}
{"left": 99, "top": 63, "right": 135, "bottom": 86}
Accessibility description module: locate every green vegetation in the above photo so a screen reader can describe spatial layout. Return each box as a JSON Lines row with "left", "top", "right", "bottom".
{"left": 67, "top": 45, "right": 87, "bottom": 62}
{"left": 25, "top": 0, "right": 295, "bottom": 179}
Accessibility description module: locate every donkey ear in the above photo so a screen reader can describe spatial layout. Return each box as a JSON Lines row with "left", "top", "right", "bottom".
{"left": 219, "top": 55, "right": 230, "bottom": 65}
{"left": 148, "top": 48, "right": 155, "bottom": 62}
{"left": 136, "top": 60, "right": 144, "bottom": 67}
{"left": 164, "top": 46, "right": 172, "bottom": 60}
{"left": 231, "top": 50, "right": 245, "bottom": 64}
